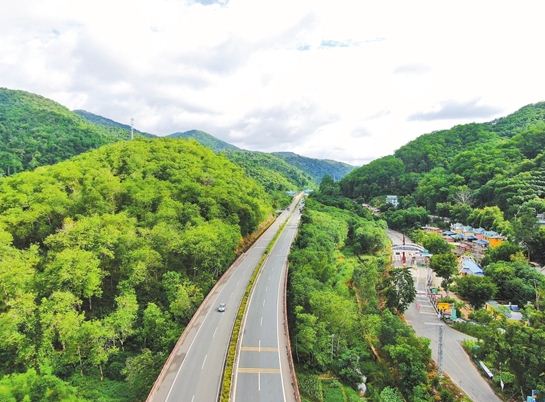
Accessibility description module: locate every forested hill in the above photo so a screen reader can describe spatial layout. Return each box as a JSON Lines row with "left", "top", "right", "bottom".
{"left": 224, "top": 150, "right": 314, "bottom": 192}
{"left": 74, "top": 109, "right": 154, "bottom": 138}
{"left": 341, "top": 102, "right": 545, "bottom": 216}
{"left": 272, "top": 151, "right": 354, "bottom": 182}
{"left": 168, "top": 130, "right": 239, "bottom": 151}
{"left": 340, "top": 102, "right": 545, "bottom": 262}
{"left": 0, "top": 139, "right": 274, "bottom": 400}
{"left": 0, "top": 88, "right": 145, "bottom": 176}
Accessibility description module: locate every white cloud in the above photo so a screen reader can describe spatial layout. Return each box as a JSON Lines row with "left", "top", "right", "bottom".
{"left": 1, "top": 0, "right": 545, "bottom": 165}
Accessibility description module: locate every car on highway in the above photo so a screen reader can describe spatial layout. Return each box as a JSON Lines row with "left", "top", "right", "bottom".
{"left": 217, "top": 303, "right": 226, "bottom": 312}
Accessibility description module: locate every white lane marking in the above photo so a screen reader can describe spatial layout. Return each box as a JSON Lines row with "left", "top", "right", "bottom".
{"left": 260, "top": 316, "right": 263, "bottom": 326}
{"left": 165, "top": 291, "right": 223, "bottom": 401}
{"left": 263, "top": 299, "right": 265, "bottom": 307}
{"left": 201, "top": 354, "right": 208, "bottom": 370}
{"left": 266, "top": 286, "right": 268, "bottom": 292}
{"left": 191, "top": 395, "right": 195, "bottom": 402}
{"left": 212, "top": 327, "right": 218, "bottom": 338}
{"left": 232, "top": 199, "right": 299, "bottom": 402}
{"left": 259, "top": 339, "right": 261, "bottom": 352}
{"left": 232, "top": 236, "right": 278, "bottom": 402}
{"left": 258, "top": 372, "right": 261, "bottom": 391}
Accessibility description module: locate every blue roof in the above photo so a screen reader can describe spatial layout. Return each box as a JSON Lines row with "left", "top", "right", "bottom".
{"left": 461, "top": 257, "right": 484, "bottom": 275}
{"left": 484, "top": 230, "right": 499, "bottom": 237}
{"left": 474, "top": 227, "right": 486, "bottom": 234}
{"left": 475, "top": 239, "right": 489, "bottom": 246}
{"left": 443, "top": 230, "right": 456, "bottom": 236}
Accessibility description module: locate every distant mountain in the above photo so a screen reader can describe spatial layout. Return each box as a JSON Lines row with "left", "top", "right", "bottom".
{"left": 168, "top": 130, "right": 239, "bottom": 151}
{"left": 0, "top": 88, "right": 139, "bottom": 176}
{"left": 272, "top": 151, "right": 355, "bottom": 183}
{"left": 225, "top": 150, "right": 314, "bottom": 192}
{"left": 74, "top": 110, "right": 155, "bottom": 138}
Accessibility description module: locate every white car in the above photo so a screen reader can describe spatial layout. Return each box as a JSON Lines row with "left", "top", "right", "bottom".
{"left": 217, "top": 303, "right": 226, "bottom": 312}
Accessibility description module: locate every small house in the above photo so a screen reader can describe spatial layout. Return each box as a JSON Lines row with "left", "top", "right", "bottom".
{"left": 459, "top": 256, "right": 484, "bottom": 276}
{"left": 483, "top": 230, "right": 504, "bottom": 248}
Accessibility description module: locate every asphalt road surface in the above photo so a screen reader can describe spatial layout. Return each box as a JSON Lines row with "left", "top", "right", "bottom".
{"left": 232, "top": 206, "right": 301, "bottom": 402}
{"left": 148, "top": 195, "right": 302, "bottom": 402}
{"left": 388, "top": 229, "right": 501, "bottom": 402}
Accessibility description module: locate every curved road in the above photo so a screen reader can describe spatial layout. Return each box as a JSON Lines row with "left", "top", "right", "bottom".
{"left": 232, "top": 206, "right": 301, "bottom": 402}
{"left": 389, "top": 229, "right": 501, "bottom": 402}
{"left": 147, "top": 195, "right": 302, "bottom": 402}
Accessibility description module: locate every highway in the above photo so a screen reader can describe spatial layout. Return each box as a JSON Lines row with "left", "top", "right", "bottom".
{"left": 389, "top": 229, "right": 501, "bottom": 402}
{"left": 232, "top": 204, "right": 301, "bottom": 402}
{"left": 147, "top": 195, "right": 302, "bottom": 402}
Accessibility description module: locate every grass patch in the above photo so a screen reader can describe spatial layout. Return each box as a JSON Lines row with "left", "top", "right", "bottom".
{"left": 69, "top": 374, "right": 133, "bottom": 402}
{"left": 322, "top": 380, "right": 345, "bottom": 402}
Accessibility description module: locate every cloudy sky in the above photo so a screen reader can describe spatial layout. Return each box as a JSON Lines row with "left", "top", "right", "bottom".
{"left": 2, "top": 0, "right": 545, "bottom": 165}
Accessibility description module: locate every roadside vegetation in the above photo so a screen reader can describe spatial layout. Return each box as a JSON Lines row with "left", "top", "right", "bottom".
{"left": 0, "top": 139, "right": 276, "bottom": 400}
{"left": 288, "top": 189, "right": 466, "bottom": 401}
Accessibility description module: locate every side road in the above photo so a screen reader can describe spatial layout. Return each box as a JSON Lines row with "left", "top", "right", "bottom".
{"left": 388, "top": 229, "right": 501, "bottom": 402}
{"left": 147, "top": 195, "right": 302, "bottom": 402}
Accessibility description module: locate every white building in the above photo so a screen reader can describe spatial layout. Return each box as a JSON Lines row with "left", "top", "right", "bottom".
{"left": 386, "top": 195, "right": 399, "bottom": 208}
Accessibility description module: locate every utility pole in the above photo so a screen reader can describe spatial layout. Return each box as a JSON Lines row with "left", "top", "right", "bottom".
{"left": 438, "top": 325, "right": 444, "bottom": 377}
{"left": 130, "top": 118, "right": 134, "bottom": 140}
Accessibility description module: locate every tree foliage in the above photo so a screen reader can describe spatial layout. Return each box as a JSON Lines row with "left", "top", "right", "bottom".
{"left": 0, "top": 139, "right": 275, "bottom": 399}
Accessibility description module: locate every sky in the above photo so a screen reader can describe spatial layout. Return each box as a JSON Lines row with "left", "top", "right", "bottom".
{"left": 2, "top": 0, "right": 545, "bottom": 166}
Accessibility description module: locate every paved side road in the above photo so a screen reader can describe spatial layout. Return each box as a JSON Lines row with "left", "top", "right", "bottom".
{"left": 147, "top": 195, "right": 302, "bottom": 402}
{"left": 389, "top": 229, "right": 501, "bottom": 402}
{"left": 232, "top": 207, "right": 302, "bottom": 402}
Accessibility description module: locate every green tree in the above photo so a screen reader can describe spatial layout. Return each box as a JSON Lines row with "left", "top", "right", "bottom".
{"left": 379, "top": 386, "right": 404, "bottom": 402}
{"left": 453, "top": 275, "right": 497, "bottom": 309}
{"left": 386, "top": 268, "right": 416, "bottom": 313}
{"left": 429, "top": 253, "right": 457, "bottom": 291}
{"left": 42, "top": 248, "right": 103, "bottom": 308}
{"left": 122, "top": 349, "right": 164, "bottom": 400}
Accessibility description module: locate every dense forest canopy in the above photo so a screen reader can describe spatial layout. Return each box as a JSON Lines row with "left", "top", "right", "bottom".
{"left": 0, "top": 139, "right": 274, "bottom": 400}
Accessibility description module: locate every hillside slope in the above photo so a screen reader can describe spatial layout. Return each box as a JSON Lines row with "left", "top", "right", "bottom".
{"left": 0, "top": 88, "right": 145, "bottom": 176}
{"left": 74, "top": 109, "right": 154, "bottom": 138}
{"left": 225, "top": 150, "right": 314, "bottom": 191}
{"left": 0, "top": 139, "right": 273, "bottom": 400}
{"left": 168, "top": 130, "right": 239, "bottom": 151}
{"left": 272, "top": 151, "right": 354, "bottom": 182}
{"left": 342, "top": 102, "right": 545, "bottom": 211}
